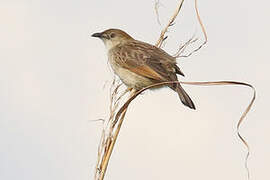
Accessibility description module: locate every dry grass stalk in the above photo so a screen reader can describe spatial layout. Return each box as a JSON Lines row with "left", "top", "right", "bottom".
{"left": 94, "top": 1, "right": 255, "bottom": 180}
{"left": 94, "top": 79, "right": 130, "bottom": 180}
{"left": 94, "top": 1, "right": 187, "bottom": 179}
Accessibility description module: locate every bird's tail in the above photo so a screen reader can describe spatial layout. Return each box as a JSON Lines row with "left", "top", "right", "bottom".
{"left": 174, "top": 84, "right": 196, "bottom": 110}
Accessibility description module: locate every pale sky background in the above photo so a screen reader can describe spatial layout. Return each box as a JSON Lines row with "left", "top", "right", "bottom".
{"left": 0, "top": 0, "right": 269, "bottom": 180}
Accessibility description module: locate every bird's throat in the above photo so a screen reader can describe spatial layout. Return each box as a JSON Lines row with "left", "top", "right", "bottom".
{"left": 103, "top": 40, "right": 120, "bottom": 51}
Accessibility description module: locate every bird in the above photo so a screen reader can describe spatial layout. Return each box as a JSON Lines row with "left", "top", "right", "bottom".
{"left": 92, "top": 29, "right": 195, "bottom": 109}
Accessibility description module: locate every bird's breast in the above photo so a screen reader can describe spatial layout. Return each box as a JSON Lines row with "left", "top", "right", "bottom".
{"left": 108, "top": 57, "right": 153, "bottom": 89}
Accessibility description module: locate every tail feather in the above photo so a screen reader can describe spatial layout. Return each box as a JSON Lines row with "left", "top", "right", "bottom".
{"left": 174, "top": 84, "right": 196, "bottom": 110}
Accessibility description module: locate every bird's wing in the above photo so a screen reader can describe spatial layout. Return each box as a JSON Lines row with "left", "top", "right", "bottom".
{"left": 111, "top": 41, "right": 182, "bottom": 81}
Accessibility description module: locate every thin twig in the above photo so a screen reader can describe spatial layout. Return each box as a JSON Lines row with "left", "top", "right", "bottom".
{"left": 173, "top": 35, "right": 198, "bottom": 57}
{"left": 89, "top": 119, "right": 105, "bottom": 123}
{"left": 174, "top": 0, "right": 208, "bottom": 58}
{"left": 155, "top": 0, "right": 185, "bottom": 47}
{"left": 154, "top": 0, "right": 162, "bottom": 26}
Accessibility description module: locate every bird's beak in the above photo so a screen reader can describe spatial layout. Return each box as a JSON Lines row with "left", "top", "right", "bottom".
{"left": 91, "top": 32, "right": 103, "bottom": 38}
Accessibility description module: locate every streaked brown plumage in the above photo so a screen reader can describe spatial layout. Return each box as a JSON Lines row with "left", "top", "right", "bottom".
{"left": 92, "top": 29, "right": 195, "bottom": 109}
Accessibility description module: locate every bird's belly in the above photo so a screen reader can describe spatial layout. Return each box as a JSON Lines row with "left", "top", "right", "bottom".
{"left": 111, "top": 65, "right": 153, "bottom": 89}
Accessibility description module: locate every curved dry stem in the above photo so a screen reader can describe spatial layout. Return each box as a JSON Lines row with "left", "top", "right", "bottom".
{"left": 181, "top": 81, "right": 255, "bottom": 180}
{"left": 95, "top": 79, "right": 255, "bottom": 180}
{"left": 113, "top": 80, "right": 255, "bottom": 180}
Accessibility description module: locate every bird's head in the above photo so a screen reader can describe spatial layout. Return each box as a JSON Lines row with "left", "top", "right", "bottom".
{"left": 92, "top": 29, "right": 134, "bottom": 50}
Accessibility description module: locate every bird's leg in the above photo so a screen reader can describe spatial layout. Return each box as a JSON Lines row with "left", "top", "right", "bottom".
{"left": 129, "top": 88, "right": 138, "bottom": 96}
{"left": 115, "top": 87, "right": 132, "bottom": 103}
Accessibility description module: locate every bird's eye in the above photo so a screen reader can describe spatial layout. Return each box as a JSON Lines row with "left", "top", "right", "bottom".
{"left": 110, "top": 33, "right": 115, "bottom": 38}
